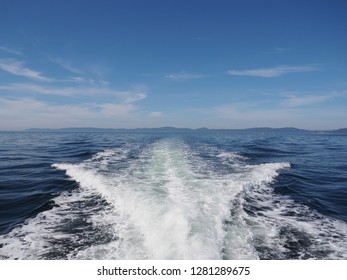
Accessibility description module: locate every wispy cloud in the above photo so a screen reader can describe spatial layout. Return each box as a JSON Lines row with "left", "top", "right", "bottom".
{"left": 0, "top": 97, "right": 141, "bottom": 130}
{"left": 0, "top": 83, "right": 83, "bottom": 96}
{"left": 0, "top": 59, "right": 52, "bottom": 81}
{"left": 272, "top": 47, "right": 290, "bottom": 54}
{"left": 208, "top": 98, "right": 347, "bottom": 129}
{"left": 49, "top": 57, "right": 115, "bottom": 86}
{"left": 0, "top": 46, "right": 22, "bottom": 56}
{"left": 165, "top": 71, "right": 208, "bottom": 81}
{"left": 149, "top": 111, "right": 163, "bottom": 117}
{"left": 99, "top": 103, "right": 136, "bottom": 116}
{"left": 49, "top": 57, "right": 84, "bottom": 74}
{"left": 0, "top": 82, "right": 147, "bottom": 103}
{"left": 64, "top": 76, "right": 111, "bottom": 87}
{"left": 121, "top": 92, "right": 147, "bottom": 103}
{"left": 282, "top": 90, "right": 347, "bottom": 107}
{"left": 227, "top": 65, "right": 316, "bottom": 78}
{"left": 283, "top": 94, "right": 331, "bottom": 107}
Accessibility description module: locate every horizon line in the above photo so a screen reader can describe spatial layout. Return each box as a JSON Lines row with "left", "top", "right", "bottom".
{"left": 1, "top": 126, "right": 347, "bottom": 133}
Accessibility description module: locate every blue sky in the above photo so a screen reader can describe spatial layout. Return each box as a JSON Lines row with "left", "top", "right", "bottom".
{"left": 0, "top": 0, "right": 346, "bottom": 130}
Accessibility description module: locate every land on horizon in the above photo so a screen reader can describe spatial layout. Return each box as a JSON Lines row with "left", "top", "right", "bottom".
{"left": 5, "top": 126, "right": 345, "bottom": 134}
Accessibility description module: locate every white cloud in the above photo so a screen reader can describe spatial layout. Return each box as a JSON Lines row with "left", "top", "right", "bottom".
{"left": 0, "top": 97, "right": 141, "bottom": 130}
{"left": 227, "top": 65, "right": 316, "bottom": 78}
{"left": 283, "top": 94, "right": 331, "bottom": 107}
{"left": 1, "top": 94, "right": 346, "bottom": 130}
{"left": 99, "top": 103, "right": 136, "bottom": 116}
{"left": 0, "top": 46, "right": 22, "bottom": 56}
{"left": 281, "top": 90, "right": 347, "bottom": 107}
{"left": 149, "top": 111, "right": 163, "bottom": 117}
{"left": 0, "top": 59, "right": 52, "bottom": 81}
{"left": 0, "top": 83, "right": 147, "bottom": 102}
{"left": 272, "top": 47, "right": 290, "bottom": 53}
{"left": 87, "top": 64, "right": 113, "bottom": 78}
{"left": 207, "top": 90, "right": 347, "bottom": 129}
{"left": 66, "top": 76, "right": 110, "bottom": 86}
{"left": 49, "top": 57, "right": 112, "bottom": 77}
{"left": 209, "top": 101, "right": 347, "bottom": 129}
{"left": 0, "top": 83, "right": 72, "bottom": 96}
{"left": 121, "top": 92, "right": 147, "bottom": 103}
{"left": 165, "top": 71, "right": 208, "bottom": 81}
{"left": 49, "top": 57, "right": 83, "bottom": 74}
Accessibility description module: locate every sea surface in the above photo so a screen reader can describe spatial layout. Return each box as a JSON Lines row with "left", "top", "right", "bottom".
{"left": 0, "top": 131, "right": 346, "bottom": 260}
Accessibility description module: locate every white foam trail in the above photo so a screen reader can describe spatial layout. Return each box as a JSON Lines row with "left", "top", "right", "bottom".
{"left": 53, "top": 140, "right": 235, "bottom": 259}
{"left": 50, "top": 139, "right": 291, "bottom": 259}
{"left": 229, "top": 162, "right": 347, "bottom": 259}
{"left": 217, "top": 151, "right": 248, "bottom": 161}
{"left": 0, "top": 189, "right": 113, "bottom": 259}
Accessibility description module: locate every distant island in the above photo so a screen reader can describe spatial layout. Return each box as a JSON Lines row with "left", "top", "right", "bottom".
{"left": 22, "top": 127, "right": 347, "bottom": 134}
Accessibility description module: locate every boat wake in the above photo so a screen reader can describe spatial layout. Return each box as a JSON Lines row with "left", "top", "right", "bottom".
{"left": 1, "top": 138, "right": 346, "bottom": 259}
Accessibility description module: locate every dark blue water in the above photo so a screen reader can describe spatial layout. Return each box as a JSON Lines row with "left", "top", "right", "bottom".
{"left": 0, "top": 132, "right": 346, "bottom": 259}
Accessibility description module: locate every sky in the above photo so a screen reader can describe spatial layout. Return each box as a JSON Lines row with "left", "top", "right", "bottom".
{"left": 0, "top": 0, "right": 347, "bottom": 130}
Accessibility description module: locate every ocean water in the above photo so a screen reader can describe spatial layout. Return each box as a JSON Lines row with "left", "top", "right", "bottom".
{"left": 0, "top": 131, "right": 346, "bottom": 260}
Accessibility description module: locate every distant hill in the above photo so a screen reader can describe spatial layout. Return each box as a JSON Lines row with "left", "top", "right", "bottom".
{"left": 329, "top": 128, "right": 347, "bottom": 134}
{"left": 24, "top": 126, "right": 311, "bottom": 133}
{"left": 242, "top": 127, "right": 309, "bottom": 134}
{"left": 25, "top": 127, "right": 193, "bottom": 133}
{"left": 23, "top": 127, "right": 347, "bottom": 134}
{"left": 25, "top": 127, "right": 118, "bottom": 132}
